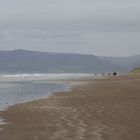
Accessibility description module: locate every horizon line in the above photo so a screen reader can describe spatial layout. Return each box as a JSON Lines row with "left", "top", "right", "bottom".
{"left": 0, "top": 49, "right": 139, "bottom": 58}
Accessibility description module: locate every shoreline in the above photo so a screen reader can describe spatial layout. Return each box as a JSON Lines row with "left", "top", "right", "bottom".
{"left": 0, "top": 75, "right": 140, "bottom": 139}
{"left": 0, "top": 78, "right": 92, "bottom": 125}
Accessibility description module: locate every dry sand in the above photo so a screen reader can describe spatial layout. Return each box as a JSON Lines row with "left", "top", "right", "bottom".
{"left": 0, "top": 75, "right": 140, "bottom": 140}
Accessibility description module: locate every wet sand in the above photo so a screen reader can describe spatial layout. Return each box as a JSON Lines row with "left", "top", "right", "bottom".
{"left": 0, "top": 75, "right": 140, "bottom": 140}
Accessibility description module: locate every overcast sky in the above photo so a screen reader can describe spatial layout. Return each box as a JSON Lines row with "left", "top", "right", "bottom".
{"left": 0, "top": 0, "right": 140, "bottom": 56}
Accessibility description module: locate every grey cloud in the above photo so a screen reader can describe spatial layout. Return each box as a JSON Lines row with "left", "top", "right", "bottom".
{"left": 0, "top": 0, "right": 140, "bottom": 56}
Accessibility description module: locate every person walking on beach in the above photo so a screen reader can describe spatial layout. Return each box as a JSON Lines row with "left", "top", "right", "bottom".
{"left": 113, "top": 72, "right": 117, "bottom": 76}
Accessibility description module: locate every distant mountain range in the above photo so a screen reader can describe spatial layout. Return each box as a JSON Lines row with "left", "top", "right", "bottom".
{"left": 0, "top": 49, "right": 139, "bottom": 73}
{"left": 100, "top": 55, "right": 140, "bottom": 70}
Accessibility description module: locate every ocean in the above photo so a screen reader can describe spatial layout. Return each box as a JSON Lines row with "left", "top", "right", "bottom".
{"left": 0, "top": 73, "right": 94, "bottom": 111}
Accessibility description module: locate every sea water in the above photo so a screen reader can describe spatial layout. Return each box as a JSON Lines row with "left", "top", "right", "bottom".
{"left": 0, "top": 81, "right": 69, "bottom": 111}
{"left": 0, "top": 73, "right": 94, "bottom": 111}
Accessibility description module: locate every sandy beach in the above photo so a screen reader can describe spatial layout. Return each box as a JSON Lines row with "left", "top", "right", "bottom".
{"left": 0, "top": 75, "right": 140, "bottom": 140}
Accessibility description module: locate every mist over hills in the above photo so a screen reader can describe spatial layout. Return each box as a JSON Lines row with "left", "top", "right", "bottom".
{"left": 0, "top": 49, "right": 139, "bottom": 73}
{"left": 100, "top": 55, "right": 140, "bottom": 70}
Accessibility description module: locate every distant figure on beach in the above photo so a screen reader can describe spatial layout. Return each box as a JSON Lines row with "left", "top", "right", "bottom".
{"left": 113, "top": 72, "right": 117, "bottom": 76}
{"left": 108, "top": 73, "right": 111, "bottom": 76}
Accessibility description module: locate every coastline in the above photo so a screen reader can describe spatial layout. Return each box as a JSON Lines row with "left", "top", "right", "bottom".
{"left": 0, "top": 75, "right": 140, "bottom": 139}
